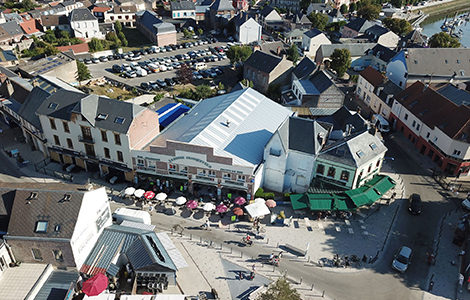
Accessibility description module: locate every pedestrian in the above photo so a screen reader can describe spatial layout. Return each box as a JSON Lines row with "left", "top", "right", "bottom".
{"left": 269, "top": 252, "right": 274, "bottom": 262}
{"left": 205, "top": 219, "right": 210, "bottom": 230}
{"left": 148, "top": 205, "right": 154, "bottom": 216}
{"left": 249, "top": 264, "right": 256, "bottom": 280}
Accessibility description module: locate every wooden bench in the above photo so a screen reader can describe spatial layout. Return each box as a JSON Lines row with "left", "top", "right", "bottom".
{"left": 284, "top": 242, "right": 309, "bottom": 257}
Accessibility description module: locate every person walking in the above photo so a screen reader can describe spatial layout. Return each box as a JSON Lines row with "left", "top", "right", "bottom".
{"left": 249, "top": 264, "right": 256, "bottom": 280}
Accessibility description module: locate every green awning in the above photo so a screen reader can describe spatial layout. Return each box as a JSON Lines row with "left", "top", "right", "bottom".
{"left": 345, "top": 175, "right": 396, "bottom": 207}
{"left": 331, "top": 194, "right": 356, "bottom": 211}
{"left": 307, "top": 194, "right": 333, "bottom": 210}
{"left": 290, "top": 194, "right": 309, "bottom": 210}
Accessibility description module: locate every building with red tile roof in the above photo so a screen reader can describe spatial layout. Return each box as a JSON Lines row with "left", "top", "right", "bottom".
{"left": 56, "top": 42, "right": 89, "bottom": 54}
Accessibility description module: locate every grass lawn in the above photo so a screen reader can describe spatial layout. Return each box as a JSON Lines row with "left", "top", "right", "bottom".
{"left": 421, "top": 0, "right": 470, "bottom": 15}
{"left": 122, "top": 28, "right": 153, "bottom": 51}
{"left": 87, "top": 83, "right": 137, "bottom": 101}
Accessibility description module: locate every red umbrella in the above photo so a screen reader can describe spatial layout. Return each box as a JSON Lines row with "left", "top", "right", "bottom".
{"left": 186, "top": 200, "right": 198, "bottom": 209}
{"left": 82, "top": 273, "right": 108, "bottom": 296}
{"left": 144, "top": 191, "right": 155, "bottom": 200}
{"left": 233, "top": 207, "right": 244, "bottom": 216}
{"left": 216, "top": 203, "right": 228, "bottom": 213}
{"left": 234, "top": 196, "right": 246, "bottom": 205}
{"left": 266, "top": 199, "right": 276, "bottom": 208}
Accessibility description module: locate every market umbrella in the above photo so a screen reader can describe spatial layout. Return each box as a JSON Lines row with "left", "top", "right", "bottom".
{"left": 82, "top": 273, "right": 108, "bottom": 297}
{"left": 176, "top": 196, "right": 187, "bottom": 205}
{"left": 144, "top": 191, "right": 155, "bottom": 200}
{"left": 134, "top": 189, "right": 145, "bottom": 198}
{"left": 124, "top": 187, "right": 135, "bottom": 196}
{"left": 186, "top": 200, "right": 198, "bottom": 209}
{"left": 203, "top": 203, "right": 215, "bottom": 212}
{"left": 266, "top": 199, "right": 277, "bottom": 208}
{"left": 155, "top": 192, "right": 167, "bottom": 201}
{"left": 234, "top": 196, "right": 246, "bottom": 205}
{"left": 233, "top": 207, "right": 244, "bottom": 216}
{"left": 216, "top": 203, "right": 228, "bottom": 213}
{"left": 255, "top": 198, "right": 266, "bottom": 204}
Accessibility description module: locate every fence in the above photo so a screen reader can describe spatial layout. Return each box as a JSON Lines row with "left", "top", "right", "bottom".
{"left": 432, "top": 169, "right": 468, "bottom": 192}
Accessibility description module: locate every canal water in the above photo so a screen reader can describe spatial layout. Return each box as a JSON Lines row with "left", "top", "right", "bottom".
{"left": 421, "top": 9, "right": 470, "bottom": 48}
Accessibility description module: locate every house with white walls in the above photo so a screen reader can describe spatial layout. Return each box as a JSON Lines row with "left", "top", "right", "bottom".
{"left": 70, "top": 8, "right": 104, "bottom": 39}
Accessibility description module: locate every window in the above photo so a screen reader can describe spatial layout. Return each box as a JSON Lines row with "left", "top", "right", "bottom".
{"left": 48, "top": 102, "right": 58, "bottom": 110}
{"left": 62, "top": 121, "right": 69, "bottom": 133}
{"left": 208, "top": 170, "right": 216, "bottom": 177}
{"left": 97, "top": 113, "right": 108, "bottom": 120}
{"left": 114, "top": 117, "right": 125, "bottom": 124}
{"left": 104, "top": 147, "right": 110, "bottom": 158}
{"left": 445, "top": 59, "right": 448, "bottom": 64}
{"left": 66, "top": 138, "right": 73, "bottom": 149}
{"left": 32, "top": 248, "right": 42, "bottom": 261}
{"left": 404, "top": 114, "right": 408, "bottom": 120}
{"left": 316, "top": 164, "right": 324, "bottom": 175}
{"left": 169, "top": 164, "right": 176, "bottom": 171}
{"left": 369, "top": 143, "right": 377, "bottom": 150}
{"left": 49, "top": 118, "right": 56, "bottom": 130}
{"left": 53, "top": 249, "right": 64, "bottom": 262}
{"left": 356, "top": 150, "right": 365, "bottom": 158}
{"left": 376, "top": 159, "right": 381, "bottom": 167}
{"left": 114, "top": 133, "right": 121, "bottom": 145}
{"left": 416, "top": 124, "right": 420, "bottom": 130}
{"left": 101, "top": 130, "right": 108, "bottom": 142}
{"left": 327, "top": 167, "right": 335, "bottom": 178}
{"left": 269, "top": 147, "right": 281, "bottom": 156}
{"left": 35, "top": 221, "right": 48, "bottom": 233}
{"left": 181, "top": 166, "right": 188, "bottom": 173}
{"left": 53, "top": 135, "right": 60, "bottom": 146}
{"left": 426, "top": 132, "right": 430, "bottom": 138}
{"left": 137, "top": 158, "right": 144, "bottom": 166}
{"left": 340, "top": 171, "right": 349, "bottom": 181}
{"left": 453, "top": 150, "right": 461, "bottom": 156}
{"left": 412, "top": 120, "right": 416, "bottom": 127}
{"left": 237, "top": 175, "right": 245, "bottom": 182}
{"left": 198, "top": 169, "right": 206, "bottom": 176}
{"left": 223, "top": 173, "right": 231, "bottom": 179}
{"left": 54, "top": 224, "right": 61, "bottom": 232}
{"left": 117, "top": 151, "right": 123, "bottom": 162}
{"left": 367, "top": 164, "right": 372, "bottom": 173}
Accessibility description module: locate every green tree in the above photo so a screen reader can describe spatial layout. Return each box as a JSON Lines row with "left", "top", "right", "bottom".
{"left": 287, "top": 44, "right": 299, "bottom": 64}
{"left": 357, "top": 4, "right": 380, "bottom": 21}
{"left": 307, "top": 12, "right": 328, "bottom": 31}
{"left": 42, "top": 30, "right": 57, "bottom": 44}
{"left": 340, "top": 4, "right": 348, "bottom": 14}
{"left": 194, "top": 85, "right": 214, "bottom": 100}
{"left": 117, "top": 32, "right": 128, "bottom": 47}
{"left": 391, "top": 0, "right": 405, "bottom": 8}
{"left": 259, "top": 278, "right": 301, "bottom": 300}
{"left": 349, "top": 2, "right": 357, "bottom": 12}
{"left": 241, "top": 79, "right": 254, "bottom": 87}
{"left": 325, "top": 20, "right": 347, "bottom": 32}
{"left": 88, "top": 38, "right": 104, "bottom": 52}
{"left": 330, "top": 48, "right": 351, "bottom": 77}
{"left": 383, "top": 18, "right": 412, "bottom": 36}
{"left": 226, "top": 45, "right": 252, "bottom": 65}
{"left": 218, "top": 82, "right": 225, "bottom": 90}
{"left": 429, "top": 32, "right": 461, "bottom": 48}
{"left": 197, "top": 28, "right": 203, "bottom": 36}
{"left": 106, "top": 32, "right": 120, "bottom": 44}
{"left": 58, "top": 30, "right": 70, "bottom": 39}
{"left": 76, "top": 61, "right": 92, "bottom": 85}
{"left": 114, "top": 20, "right": 123, "bottom": 33}
{"left": 21, "top": 0, "right": 36, "bottom": 11}
{"left": 266, "top": 83, "right": 281, "bottom": 101}
{"left": 182, "top": 28, "right": 193, "bottom": 38}
{"left": 154, "top": 93, "right": 164, "bottom": 102}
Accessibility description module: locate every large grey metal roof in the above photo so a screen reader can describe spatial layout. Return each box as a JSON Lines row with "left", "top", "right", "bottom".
{"left": 33, "top": 271, "right": 79, "bottom": 300}
{"left": 149, "top": 88, "right": 292, "bottom": 167}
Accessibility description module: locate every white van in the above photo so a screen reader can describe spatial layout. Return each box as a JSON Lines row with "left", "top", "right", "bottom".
{"left": 135, "top": 68, "right": 148, "bottom": 77}
{"left": 372, "top": 114, "right": 390, "bottom": 133}
{"left": 193, "top": 62, "right": 207, "bottom": 70}
{"left": 112, "top": 207, "right": 151, "bottom": 225}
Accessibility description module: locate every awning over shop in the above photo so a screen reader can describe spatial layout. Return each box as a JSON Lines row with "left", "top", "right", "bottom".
{"left": 290, "top": 175, "right": 396, "bottom": 212}
{"left": 245, "top": 201, "right": 271, "bottom": 218}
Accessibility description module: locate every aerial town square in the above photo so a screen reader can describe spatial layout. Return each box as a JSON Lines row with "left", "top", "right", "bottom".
{"left": 0, "top": 0, "right": 469, "bottom": 299}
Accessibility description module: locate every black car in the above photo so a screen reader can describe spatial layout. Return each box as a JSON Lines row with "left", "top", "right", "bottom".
{"left": 408, "top": 193, "right": 422, "bottom": 215}
{"left": 165, "top": 78, "right": 176, "bottom": 86}
{"left": 170, "top": 44, "right": 177, "bottom": 50}
{"left": 140, "top": 82, "right": 150, "bottom": 90}
{"left": 165, "top": 46, "right": 172, "bottom": 52}
{"left": 175, "top": 54, "right": 184, "bottom": 60}
{"left": 112, "top": 64, "right": 122, "bottom": 73}
{"left": 113, "top": 54, "right": 121, "bottom": 60}
{"left": 156, "top": 79, "right": 167, "bottom": 88}
{"left": 172, "top": 77, "right": 181, "bottom": 84}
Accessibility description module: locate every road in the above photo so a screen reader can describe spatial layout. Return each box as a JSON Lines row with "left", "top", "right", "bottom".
{"left": 87, "top": 41, "right": 232, "bottom": 87}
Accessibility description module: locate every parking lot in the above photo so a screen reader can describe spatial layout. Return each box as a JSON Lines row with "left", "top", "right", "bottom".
{"left": 86, "top": 40, "right": 233, "bottom": 89}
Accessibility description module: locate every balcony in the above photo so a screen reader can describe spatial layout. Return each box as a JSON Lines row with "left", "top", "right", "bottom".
{"left": 79, "top": 135, "right": 95, "bottom": 144}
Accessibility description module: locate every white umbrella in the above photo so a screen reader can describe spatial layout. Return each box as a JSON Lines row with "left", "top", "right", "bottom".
{"left": 156, "top": 192, "right": 167, "bottom": 201}
{"left": 255, "top": 198, "right": 266, "bottom": 204}
{"left": 124, "top": 187, "right": 135, "bottom": 196}
{"left": 134, "top": 189, "right": 145, "bottom": 198}
{"left": 175, "top": 196, "right": 187, "bottom": 205}
{"left": 203, "top": 203, "right": 215, "bottom": 212}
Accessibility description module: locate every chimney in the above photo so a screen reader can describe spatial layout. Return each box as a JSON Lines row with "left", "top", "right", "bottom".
{"left": 345, "top": 124, "right": 353, "bottom": 136}
{"left": 317, "top": 132, "right": 325, "bottom": 146}
{"left": 376, "top": 86, "right": 384, "bottom": 96}
{"left": 276, "top": 46, "right": 281, "bottom": 56}
{"left": 369, "top": 124, "right": 377, "bottom": 136}
{"left": 356, "top": 106, "right": 361, "bottom": 115}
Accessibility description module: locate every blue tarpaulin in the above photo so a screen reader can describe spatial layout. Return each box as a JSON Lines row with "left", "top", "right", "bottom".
{"left": 156, "top": 103, "right": 190, "bottom": 127}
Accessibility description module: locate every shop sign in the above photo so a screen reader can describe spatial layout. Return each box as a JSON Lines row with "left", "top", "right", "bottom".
{"left": 169, "top": 156, "right": 212, "bottom": 168}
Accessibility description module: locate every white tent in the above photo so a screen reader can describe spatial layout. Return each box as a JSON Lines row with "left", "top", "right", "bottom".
{"left": 245, "top": 201, "right": 270, "bottom": 218}
{"left": 83, "top": 294, "right": 116, "bottom": 300}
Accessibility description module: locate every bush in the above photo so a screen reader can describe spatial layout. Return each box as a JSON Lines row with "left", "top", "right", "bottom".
{"left": 254, "top": 187, "right": 264, "bottom": 198}
{"left": 283, "top": 193, "right": 290, "bottom": 201}
{"left": 264, "top": 192, "right": 275, "bottom": 199}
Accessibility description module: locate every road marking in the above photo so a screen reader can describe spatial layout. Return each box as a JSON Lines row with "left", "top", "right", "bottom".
{"left": 360, "top": 225, "right": 366, "bottom": 230}
{"left": 335, "top": 226, "right": 341, "bottom": 232}
{"left": 344, "top": 220, "right": 351, "bottom": 226}
{"left": 348, "top": 228, "right": 354, "bottom": 234}
{"left": 358, "top": 220, "right": 364, "bottom": 224}
{"left": 357, "top": 212, "right": 367, "bottom": 218}
{"left": 362, "top": 231, "right": 369, "bottom": 236}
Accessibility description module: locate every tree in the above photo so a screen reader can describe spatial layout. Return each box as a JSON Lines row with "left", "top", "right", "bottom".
{"left": 177, "top": 64, "right": 193, "bottom": 84}
{"left": 114, "top": 20, "right": 123, "bottom": 33}
{"left": 226, "top": 45, "right": 252, "bottom": 65}
{"left": 22, "top": 0, "right": 36, "bottom": 11}
{"left": 429, "top": 32, "right": 461, "bottom": 48}
{"left": 307, "top": 12, "right": 328, "bottom": 31}
{"left": 330, "top": 48, "right": 351, "bottom": 77}
{"left": 340, "top": 4, "right": 348, "bottom": 14}
{"left": 391, "top": 0, "right": 405, "bottom": 8}
{"left": 182, "top": 28, "right": 193, "bottom": 38}
{"left": 349, "top": 2, "right": 357, "bottom": 12}
{"left": 117, "top": 31, "right": 128, "bottom": 47}
{"left": 325, "top": 20, "right": 347, "bottom": 32}
{"left": 58, "top": 30, "right": 70, "bottom": 39}
{"left": 357, "top": 4, "right": 380, "bottom": 21}
{"left": 241, "top": 79, "right": 254, "bottom": 87}
{"left": 194, "top": 85, "right": 214, "bottom": 100}
{"left": 287, "top": 44, "right": 299, "bottom": 64}
{"left": 218, "top": 82, "right": 225, "bottom": 90}
{"left": 76, "top": 61, "right": 91, "bottom": 85}
{"left": 259, "top": 278, "right": 301, "bottom": 300}
{"left": 88, "top": 38, "right": 104, "bottom": 52}
{"left": 383, "top": 18, "right": 412, "bottom": 36}
{"left": 197, "top": 28, "right": 203, "bottom": 36}
{"left": 266, "top": 83, "right": 281, "bottom": 101}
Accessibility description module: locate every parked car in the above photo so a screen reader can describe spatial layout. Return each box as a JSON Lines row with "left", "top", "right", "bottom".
{"left": 392, "top": 246, "right": 412, "bottom": 273}
{"left": 99, "top": 56, "right": 108, "bottom": 62}
{"left": 462, "top": 199, "right": 470, "bottom": 211}
{"left": 112, "top": 64, "right": 122, "bottom": 73}
{"left": 408, "top": 193, "right": 422, "bottom": 215}
{"left": 124, "top": 70, "right": 137, "bottom": 78}
{"left": 92, "top": 58, "right": 100, "bottom": 63}
{"left": 165, "top": 78, "right": 176, "bottom": 86}
{"left": 84, "top": 58, "right": 92, "bottom": 64}
{"left": 140, "top": 82, "right": 150, "bottom": 90}
{"left": 156, "top": 79, "right": 167, "bottom": 88}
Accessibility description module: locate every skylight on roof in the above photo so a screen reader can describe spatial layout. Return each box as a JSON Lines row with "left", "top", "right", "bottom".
{"left": 97, "top": 113, "right": 108, "bottom": 120}
{"left": 369, "top": 143, "right": 377, "bottom": 150}
{"left": 35, "top": 221, "right": 48, "bottom": 233}
{"left": 48, "top": 102, "right": 58, "bottom": 109}
{"left": 114, "top": 117, "right": 125, "bottom": 124}
{"left": 356, "top": 150, "right": 365, "bottom": 158}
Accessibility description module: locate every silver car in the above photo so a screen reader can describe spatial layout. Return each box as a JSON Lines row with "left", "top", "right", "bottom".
{"left": 392, "top": 246, "right": 412, "bottom": 273}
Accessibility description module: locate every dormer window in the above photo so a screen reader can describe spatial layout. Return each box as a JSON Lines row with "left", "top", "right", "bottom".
{"left": 114, "top": 117, "right": 125, "bottom": 124}
{"left": 62, "top": 194, "right": 71, "bottom": 202}
{"left": 356, "top": 150, "right": 365, "bottom": 158}
{"left": 97, "top": 113, "right": 108, "bottom": 120}
{"left": 28, "top": 192, "right": 38, "bottom": 200}
{"left": 35, "top": 221, "right": 48, "bottom": 233}
{"left": 54, "top": 224, "right": 61, "bottom": 232}
{"left": 48, "top": 102, "right": 58, "bottom": 109}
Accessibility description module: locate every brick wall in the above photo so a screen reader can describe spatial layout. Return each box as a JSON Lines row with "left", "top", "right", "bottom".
{"left": 7, "top": 239, "right": 75, "bottom": 268}
{"left": 156, "top": 32, "right": 177, "bottom": 47}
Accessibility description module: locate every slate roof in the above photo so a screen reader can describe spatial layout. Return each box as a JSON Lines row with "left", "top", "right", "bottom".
{"left": 37, "top": 89, "right": 146, "bottom": 134}
{"left": 294, "top": 13, "right": 311, "bottom": 25}
{"left": 304, "top": 28, "right": 323, "bottom": 39}
{"left": 80, "top": 224, "right": 177, "bottom": 276}
{"left": 377, "top": 80, "right": 401, "bottom": 103}
{"left": 345, "top": 18, "right": 375, "bottom": 33}
{"left": 308, "top": 3, "right": 333, "bottom": 11}
{"left": 277, "top": 116, "right": 329, "bottom": 155}
{"left": 395, "top": 81, "right": 470, "bottom": 143}
{"left": 210, "top": 0, "right": 235, "bottom": 11}
{"left": 6, "top": 188, "right": 85, "bottom": 239}
{"left": 40, "top": 15, "right": 70, "bottom": 27}
{"left": 365, "top": 24, "right": 389, "bottom": 37}
{"left": 437, "top": 84, "right": 470, "bottom": 106}
{"left": 111, "top": 5, "right": 137, "bottom": 14}
{"left": 259, "top": 6, "right": 276, "bottom": 18}
{"left": 309, "top": 70, "right": 335, "bottom": 94}
{"left": 319, "top": 130, "right": 387, "bottom": 167}
{"left": 0, "top": 21, "right": 23, "bottom": 37}
{"left": 244, "top": 50, "right": 282, "bottom": 74}
{"left": 367, "top": 44, "right": 396, "bottom": 63}
{"left": 233, "top": 11, "right": 250, "bottom": 27}
{"left": 0, "top": 189, "right": 15, "bottom": 233}
{"left": 293, "top": 57, "right": 316, "bottom": 80}
{"left": 319, "top": 106, "right": 368, "bottom": 133}
{"left": 171, "top": 1, "right": 195, "bottom": 11}
{"left": 138, "top": 10, "right": 176, "bottom": 35}
{"left": 18, "top": 86, "right": 51, "bottom": 130}
{"left": 318, "top": 43, "right": 376, "bottom": 58}
{"left": 33, "top": 271, "right": 79, "bottom": 300}
{"left": 70, "top": 8, "right": 96, "bottom": 22}
{"left": 359, "top": 66, "right": 385, "bottom": 87}
{"left": 401, "top": 29, "right": 427, "bottom": 47}
{"left": 148, "top": 88, "right": 292, "bottom": 167}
